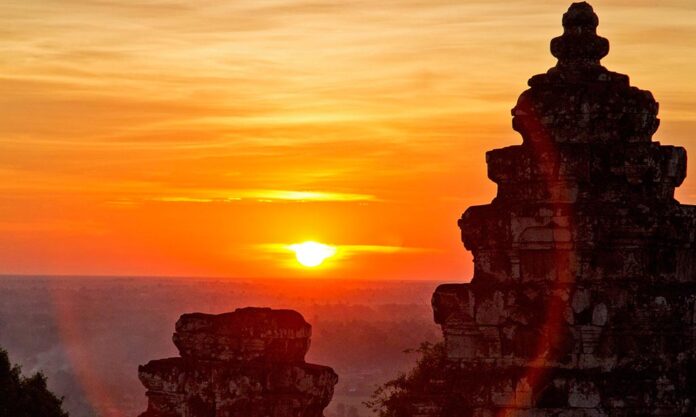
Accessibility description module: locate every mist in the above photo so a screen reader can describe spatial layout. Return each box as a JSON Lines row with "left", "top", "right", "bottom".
{"left": 0, "top": 275, "right": 441, "bottom": 417}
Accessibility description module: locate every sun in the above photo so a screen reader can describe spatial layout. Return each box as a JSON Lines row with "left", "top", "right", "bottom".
{"left": 289, "top": 241, "right": 336, "bottom": 268}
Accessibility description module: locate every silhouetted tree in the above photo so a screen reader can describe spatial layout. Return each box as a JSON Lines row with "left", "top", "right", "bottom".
{"left": 365, "top": 342, "right": 448, "bottom": 417}
{"left": 0, "top": 348, "right": 69, "bottom": 417}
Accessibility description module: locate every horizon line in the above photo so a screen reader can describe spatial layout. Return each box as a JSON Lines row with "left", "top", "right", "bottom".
{"left": 0, "top": 273, "right": 452, "bottom": 284}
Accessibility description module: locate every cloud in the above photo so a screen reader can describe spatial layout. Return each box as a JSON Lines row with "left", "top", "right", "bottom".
{"left": 150, "top": 189, "right": 377, "bottom": 203}
{"left": 337, "top": 245, "right": 433, "bottom": 255}
{"left": 2, "top": 0, "right": 696, "bottom": 278}
{"left": 252, "top": 242, "right": 436, "bottom": 271}
{"left": 256, "top": 242, "right": 433, "bottom": 257}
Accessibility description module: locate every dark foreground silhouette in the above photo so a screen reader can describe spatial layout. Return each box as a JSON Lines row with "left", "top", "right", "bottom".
{"left": 0, "top": 347, "right": 68, "bottom": 417}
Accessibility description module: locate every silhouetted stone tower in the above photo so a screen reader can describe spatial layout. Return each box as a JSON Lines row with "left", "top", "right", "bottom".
{"left": 432, "top": 2, "right": 696, "bottom": 415}
{"left": 138, "top": 308, "right": 337, "bottom": 417}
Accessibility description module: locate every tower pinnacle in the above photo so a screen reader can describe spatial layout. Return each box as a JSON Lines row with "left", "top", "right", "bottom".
{"left": 551, "top": 2, "right": 609, "bottom": 67}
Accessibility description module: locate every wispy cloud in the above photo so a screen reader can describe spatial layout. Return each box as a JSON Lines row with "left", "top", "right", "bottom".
{"left": 252, "top": 242, "right": 436, "bottom": 270}
{"left": 256, "top": 242, "right": 433, "bottom": 257}
{"left": 1, "top": 0, "right": 695, "bottom": 278}
{"left": 150, "top": 189, "right": 376, "bottom": 203}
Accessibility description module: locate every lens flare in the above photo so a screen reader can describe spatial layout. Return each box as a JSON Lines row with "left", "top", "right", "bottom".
{"left": 288, "top": 241, "right": 336, "bottom": 267}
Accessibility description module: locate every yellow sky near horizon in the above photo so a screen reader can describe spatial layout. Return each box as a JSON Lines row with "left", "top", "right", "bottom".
{"left": 2, "top": 0, "right": 696, "bottom": 279}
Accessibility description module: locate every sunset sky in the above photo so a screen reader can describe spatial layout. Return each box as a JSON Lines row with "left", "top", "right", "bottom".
{"left": 2, "top": 0, "right": 696, "bottom": 279}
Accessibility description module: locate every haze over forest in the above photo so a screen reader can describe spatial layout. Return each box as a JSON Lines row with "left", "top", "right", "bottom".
{"left": 0, "top": 275, "right": 440, "bottom": 417}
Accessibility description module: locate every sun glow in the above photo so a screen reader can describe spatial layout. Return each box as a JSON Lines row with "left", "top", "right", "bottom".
{"left": 289, "top": 241, "right": 336, "bottom": 268}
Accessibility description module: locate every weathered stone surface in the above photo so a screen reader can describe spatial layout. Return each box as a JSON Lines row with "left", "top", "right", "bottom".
{"left": 428, "top": 2, "right": 696, "bottom": 416}
{"left": 138, "top": 307, "right": 337, "bottom": 417}
{"left": 173, "top": 308, "right": 311, "bottom": 362}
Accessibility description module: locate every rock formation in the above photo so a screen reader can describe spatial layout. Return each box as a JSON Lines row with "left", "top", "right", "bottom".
{"left": 431, "top": 2, "right": 696, "bottom": 416}
{"left": 138, "top": 307, "right": 337, "bottom": 417}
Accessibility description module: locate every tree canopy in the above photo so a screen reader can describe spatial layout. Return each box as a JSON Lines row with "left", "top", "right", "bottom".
{"left": 366, "top": 342, "right": 448, "bottom": 417}
{"left": 0, "top": 348, "right": 69, "bottom": 417}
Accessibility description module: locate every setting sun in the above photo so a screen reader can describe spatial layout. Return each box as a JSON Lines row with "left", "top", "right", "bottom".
{"left": 289, "top": 242, "right": 337, "bottom": 268}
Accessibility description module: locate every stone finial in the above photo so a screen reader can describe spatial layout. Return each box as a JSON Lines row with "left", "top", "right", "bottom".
{"left": 550, "top": 2, "right": 609, "bottom": 67}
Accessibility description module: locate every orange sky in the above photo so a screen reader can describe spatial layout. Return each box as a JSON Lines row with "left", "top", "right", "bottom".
{"left": 2, "top": 0, "right": 696, "bottom": 279}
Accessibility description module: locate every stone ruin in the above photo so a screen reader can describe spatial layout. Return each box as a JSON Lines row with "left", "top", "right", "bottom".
{"left": 138, "top": 307, "right": 337, "bottom": 417}
{"left": 430, "top": 2, "right": 696, "bottom": 416}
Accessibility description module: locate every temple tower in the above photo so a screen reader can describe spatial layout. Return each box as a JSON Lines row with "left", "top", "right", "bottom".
{"left": 432, "top": 2, "right": 696, "bottom": 415}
